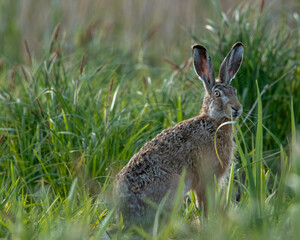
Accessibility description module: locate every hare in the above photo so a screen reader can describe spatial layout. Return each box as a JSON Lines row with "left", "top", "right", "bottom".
{"left": 114, "top": 42, "right": 244, "bottom": 227}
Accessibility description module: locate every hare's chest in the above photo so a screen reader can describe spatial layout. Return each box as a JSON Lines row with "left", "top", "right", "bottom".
{"left": 215, "top": 131, "right": 234, "bottom": 175}
{"left": 193, "top": 128, "right": 234, "bottom": 176}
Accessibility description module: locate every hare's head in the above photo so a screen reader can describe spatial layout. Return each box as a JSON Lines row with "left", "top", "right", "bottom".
{"left": 193, "top": 42, "right": 244, "bottom": 120}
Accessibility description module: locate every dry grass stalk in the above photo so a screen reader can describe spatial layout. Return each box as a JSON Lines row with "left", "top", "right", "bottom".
{"left": 80, "top": 54, "right": 86, "bottom": 74}
{"left": 10, "top": 70, "right": 15, "bottom": 89}
{"left": 142, "top": 76, "right": 148, "bottom": 90}
{"left": 35, "top": 99, "right": 45, "bottom": 118}
{"left": 20, "top": 65, "right": 29, "bottom": 83}
{"left": 23, "top": 39, "right": 32, "bottom": 66}
{"left": 0, "top": 133, "right": 6, "bottom": 146}
{"left": 50, "top": 23, "right": 61, "bottom": 53}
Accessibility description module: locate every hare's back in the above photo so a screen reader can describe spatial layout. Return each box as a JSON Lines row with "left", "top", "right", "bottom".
{"left": 117, "top": 116, "right": 216, "bottom": 181}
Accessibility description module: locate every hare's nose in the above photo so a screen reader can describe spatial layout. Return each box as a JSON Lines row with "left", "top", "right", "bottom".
{"left": 231, "top": 107, "right": 239, "bottom": 117}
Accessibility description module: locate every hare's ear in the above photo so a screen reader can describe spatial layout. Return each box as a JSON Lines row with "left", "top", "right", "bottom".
{"left": 193, "top": 44, "right": 215, "bottom": 94}
{"left": 218, "top": 42, "right": 244, "bottom": 85}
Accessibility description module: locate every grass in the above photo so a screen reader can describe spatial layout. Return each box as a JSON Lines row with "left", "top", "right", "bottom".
{"left": 0, "top": 0, "right": 300, "bottom": 239}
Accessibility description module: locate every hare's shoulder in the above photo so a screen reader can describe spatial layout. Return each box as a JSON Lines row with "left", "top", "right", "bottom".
{"left": 139, "top": 115, "right": 213, "bottom": 149}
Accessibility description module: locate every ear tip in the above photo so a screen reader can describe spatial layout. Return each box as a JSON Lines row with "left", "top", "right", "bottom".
{"left": 192, "top": 44, "right": 204, "bottom": 49}
{"left": 192, "top": 44, "right": 207, "bottom": 53}
{"left": 233, "top": 42, "right": 244, "bottom": 50}
{"left": 234, "top": 41, "right": 244, "bottom": 46}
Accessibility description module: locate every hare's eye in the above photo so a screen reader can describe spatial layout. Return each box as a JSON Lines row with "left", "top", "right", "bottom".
{"left": 214, "top": 90, "right": 221, "bottom": 97}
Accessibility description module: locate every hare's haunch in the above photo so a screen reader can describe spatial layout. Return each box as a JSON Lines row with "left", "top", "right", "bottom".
{"left": 114, "top": 42, "right": 244, "bottom": 227}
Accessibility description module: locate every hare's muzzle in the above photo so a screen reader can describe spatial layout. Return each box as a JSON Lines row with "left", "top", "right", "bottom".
{"left": 231, "top": 106, "right": 242, "bottom": 118}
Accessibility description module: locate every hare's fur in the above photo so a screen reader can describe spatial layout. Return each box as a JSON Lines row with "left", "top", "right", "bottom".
{"left": 114, "top": 42, "right": 244, "bottom": 227}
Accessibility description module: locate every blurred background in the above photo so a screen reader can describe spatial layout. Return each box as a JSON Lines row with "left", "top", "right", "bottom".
{"left": 1, "top": 0, "right": 299, "bottom": 63}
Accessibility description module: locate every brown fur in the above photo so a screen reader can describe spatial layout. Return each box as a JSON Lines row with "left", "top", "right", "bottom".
{"left": 113, "top": 42, "right": 244, "bottom": 227}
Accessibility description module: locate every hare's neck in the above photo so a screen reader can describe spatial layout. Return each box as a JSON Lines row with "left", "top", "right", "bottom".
{"left": 200, "top": 94, "right": 210, "bottom": 116}
{"left": 216, "top": 119, "right": 234, "bottom": 133}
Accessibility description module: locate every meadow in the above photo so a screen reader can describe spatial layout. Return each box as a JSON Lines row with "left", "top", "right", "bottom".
{"left": 1, "top": 0, "right": 300, "bottom": 239}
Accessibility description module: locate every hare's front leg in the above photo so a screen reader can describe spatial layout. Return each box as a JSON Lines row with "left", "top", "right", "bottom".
{"left": 195, "top": 187, "right": 207, "bottom": 216}
{"left": 194, "top": 182, "right": 216, "bottom": 217}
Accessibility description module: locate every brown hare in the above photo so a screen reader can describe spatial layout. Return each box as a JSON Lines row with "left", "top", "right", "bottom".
{"left": 114, "top": 42, "right": 244, "bottom": 227}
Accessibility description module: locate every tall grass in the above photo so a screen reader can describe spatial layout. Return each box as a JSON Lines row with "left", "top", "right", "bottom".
{"left": 0, "top": 0, "right": 300, "bottom": 239}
